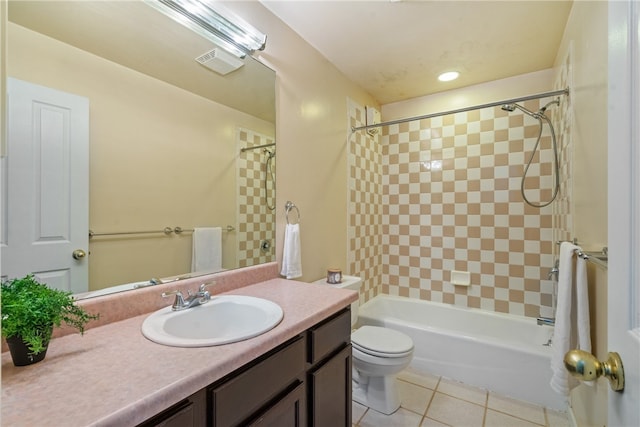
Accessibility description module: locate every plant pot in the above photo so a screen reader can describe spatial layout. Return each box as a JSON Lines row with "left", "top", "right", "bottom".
{"left": 6, "top": 335, "right": 50, "bottom": 366}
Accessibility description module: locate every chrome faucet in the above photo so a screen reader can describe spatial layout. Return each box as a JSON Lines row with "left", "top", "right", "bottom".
{"left": 162, "top": 282, "right": 215, "bottom": 311}
{"left": 133, "top": 277, "right": 164, "bottom": 289}
{"left": 548, "top": 259, "right": 559, "bottom": 281}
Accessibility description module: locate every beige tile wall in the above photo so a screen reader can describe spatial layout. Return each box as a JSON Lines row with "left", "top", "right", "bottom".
{"left": 552, "top": 49, "right": 574, "bottom": 252}
{"left": 237, "top": 128, "right": 276, "bottom": 268}
{"left": 348, "top": 101, "right": 384, "bottom": 304}
{"left": 349, "top": 89, "right": 571, "bottom": 317}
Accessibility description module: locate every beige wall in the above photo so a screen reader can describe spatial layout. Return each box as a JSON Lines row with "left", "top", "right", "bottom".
{"left": 555, "top": 2, "right": 608, "bottom": 252}
{"left": 0, "top": 0, "right": 6, "bottom": 156}
{"left": 553, "top": 1, "right": 609, "bottom": 426}
{"left": 8, "top": 23, "right": 273, "bottom": 289}
{"left": 226, "top": 2, "right": 378, "bottom": 283}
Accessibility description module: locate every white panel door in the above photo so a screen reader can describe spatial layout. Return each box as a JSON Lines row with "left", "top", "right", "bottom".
{"left": 608, "top": 1, "right": 639, "bottom": 426}
{"left": 1, "top": 78, "right": 89, "bottom": 293}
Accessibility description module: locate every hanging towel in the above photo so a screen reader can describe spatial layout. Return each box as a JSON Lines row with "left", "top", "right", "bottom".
{"left": 280, "top": 223, "right": 302, "bottom": 279}
{"left": 550, "top": 242, "right": 592, "bottom": 395}
{"left": 191, "top": 227, "right": 222, "bottom": 274}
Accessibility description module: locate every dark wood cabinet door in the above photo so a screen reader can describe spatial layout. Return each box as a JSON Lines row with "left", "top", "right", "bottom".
{"left": 137, "top": 389, "right": 206, "bottom": 427}
{"left": 309, "top": 345, "right": 352, "bottom": 427}
{"left": 247, "top": 382, "right": 306, "bottom": 427}
{"left": 211, "top": 336, "right": 306, "bottom": 427}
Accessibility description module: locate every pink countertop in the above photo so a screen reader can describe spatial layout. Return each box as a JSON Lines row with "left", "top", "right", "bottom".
{"left": 1, "top": 278, "right": 357, "bottom": 427}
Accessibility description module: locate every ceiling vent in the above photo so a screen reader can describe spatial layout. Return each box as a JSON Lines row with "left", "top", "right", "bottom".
{"left": 195, "top": 48, "right": 244, "bottom": 75}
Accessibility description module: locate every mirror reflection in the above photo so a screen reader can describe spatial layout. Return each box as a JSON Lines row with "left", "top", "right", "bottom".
{"left": 3, "top": 1, "right": 276, "bottom": 298}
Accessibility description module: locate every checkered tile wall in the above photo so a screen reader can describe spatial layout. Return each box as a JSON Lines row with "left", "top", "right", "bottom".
{"left": 348, "top": 85, "right": 571, "bottom": 317}
{"left": 553, "top": 51, "right": 574, "bottom": 253}
{"left": 348, "top": 101, "right": 384, "bottom": 304}
{"left": 237, "top": 128, "right": 276, "bottom": 267}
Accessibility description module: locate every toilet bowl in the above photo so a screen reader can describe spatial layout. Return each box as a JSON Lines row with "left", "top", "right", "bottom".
{"left": 312, "top": 275, "right": 414, "bottom": 414}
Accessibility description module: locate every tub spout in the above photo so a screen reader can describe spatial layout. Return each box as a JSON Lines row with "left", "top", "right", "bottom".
{"left": 537, "top": 317, "right": 555, "bottom": 326}
{"left": 548, "top": 259, "right": 559, "bottom": 281}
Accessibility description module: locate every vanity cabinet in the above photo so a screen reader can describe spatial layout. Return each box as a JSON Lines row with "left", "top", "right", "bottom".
{"left": 308, "top": 345, "right": 352, "bottom": 427}
{"left": 210, "top": 335, "right": 307, "bottom": 426}
{"left": 137, "top": 389, "right": 207, "bottom": 427}
{"left": 307, "top": 308, "right": 352, "bottom": 427}
{"left": 245, "top": 382, "right": 306, "bottom": 426}
{"left": 136, "top": 308, "right": 351, "bottom": 427}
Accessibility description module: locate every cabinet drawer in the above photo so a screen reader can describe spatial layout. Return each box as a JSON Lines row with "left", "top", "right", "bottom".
{"left": 211, "top": 336, "right": 306, "bottom": 427}
{"left": 307, "top": 308, "right": 351, "bottom": 364}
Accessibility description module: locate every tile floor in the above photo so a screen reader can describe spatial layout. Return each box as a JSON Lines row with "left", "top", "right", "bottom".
{"left": 352, "top": 367, "right": 571, "bottom": 427}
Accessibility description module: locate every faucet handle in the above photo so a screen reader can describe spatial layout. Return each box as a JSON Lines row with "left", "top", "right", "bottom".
{"left": 199, "top": 281, "right": 216, "bottom": 293}
{"left": 197, "top": 281, "right": 216, "bottom": 303}
{"left": 162, "top": 290, "right": 185, "bottom": 311}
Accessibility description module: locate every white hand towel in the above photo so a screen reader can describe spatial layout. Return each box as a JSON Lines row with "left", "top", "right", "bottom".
{"left": 191, "top": 227, "right": 222, "bottom": 274}
{"left": 280, "top": 223, "right": 302, "bottom": 279}
{"left": 550, "top": 242, "right": 591, "bottom": 395}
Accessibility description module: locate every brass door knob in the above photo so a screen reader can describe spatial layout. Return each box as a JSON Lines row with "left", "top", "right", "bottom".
{"left": 72, "top": 249, "right": 87, "bottom": 260}
{"left": 564, "top": 349, "right": 624, "bottom": 391}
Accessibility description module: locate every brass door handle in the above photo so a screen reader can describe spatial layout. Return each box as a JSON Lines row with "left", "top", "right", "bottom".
{"left": 564, "top": 349, "right": 624, "bottom": 391}
{"left": 72, "top": 249, "right": 87, "bottom": 260}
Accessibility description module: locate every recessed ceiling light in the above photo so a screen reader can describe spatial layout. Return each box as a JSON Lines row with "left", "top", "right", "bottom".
{"left": 438, "top": 71, "right": 460, "bottom": 82}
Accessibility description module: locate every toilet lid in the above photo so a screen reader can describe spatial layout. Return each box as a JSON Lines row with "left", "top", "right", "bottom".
{"left": 351, "top": 326, "right": 413, "bottom": 357}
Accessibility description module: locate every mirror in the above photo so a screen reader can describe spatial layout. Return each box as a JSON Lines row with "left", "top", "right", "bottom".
{"left": 5, "top": 1, "right": 276, "bottom": 298}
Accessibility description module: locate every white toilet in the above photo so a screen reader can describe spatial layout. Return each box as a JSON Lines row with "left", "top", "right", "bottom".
{"left": 313, "top": 275, "right": 414, "bottom": 414}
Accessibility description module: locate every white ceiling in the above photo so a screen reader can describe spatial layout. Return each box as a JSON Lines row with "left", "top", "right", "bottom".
{"left": 261, "top": 1, "right": 573, "bottom": 105}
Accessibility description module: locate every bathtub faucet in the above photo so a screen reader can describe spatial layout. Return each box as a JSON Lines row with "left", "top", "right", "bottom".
{"left": 536, "top": 316, "right": 555, "bottom": 326}
{"left": 548, "top": 259, "right": 559, "bottom": 281}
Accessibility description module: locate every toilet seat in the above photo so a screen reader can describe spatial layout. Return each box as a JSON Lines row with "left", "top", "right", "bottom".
{"left": 351, "top": 326, "right": 414, "bottom": 358}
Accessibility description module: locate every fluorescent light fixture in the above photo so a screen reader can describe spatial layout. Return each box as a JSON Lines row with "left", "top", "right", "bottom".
{"left": 438, "top": 71, "right": 460, "bottom": 82}
{"left": 145, "top": 0, "right": 267, "bottom": 58}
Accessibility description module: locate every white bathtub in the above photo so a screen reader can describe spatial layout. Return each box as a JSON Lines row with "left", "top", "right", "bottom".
{"left": 356, "top": 295, "right": 567, "bottom": 411}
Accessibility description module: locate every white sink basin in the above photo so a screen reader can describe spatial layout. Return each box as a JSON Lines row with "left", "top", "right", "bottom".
{"left": 141, "top": 295, "right": 284, "bottom": 347}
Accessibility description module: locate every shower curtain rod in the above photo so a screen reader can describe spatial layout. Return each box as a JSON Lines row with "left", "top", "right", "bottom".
{"left": 240, "top": 142, "right": 275, "bottom": 152}
{"left": 351, "top": 87, "right": 570, "bottom": 133}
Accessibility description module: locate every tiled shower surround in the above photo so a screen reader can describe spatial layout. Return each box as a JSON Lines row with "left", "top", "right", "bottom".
{"left": 236, "top": 128, "right": 276, "bottom": 268}
{"left": 552, "top": 51, "right": 574, "bottom": 251}
{"left": 349, "top": 91, "right": 571, "bottom": 317}
{"left": 348, "top": 106, "right": 384, "bottom": 304}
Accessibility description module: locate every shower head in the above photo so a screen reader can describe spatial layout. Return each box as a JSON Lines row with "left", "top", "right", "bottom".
{"left": 502, "top": 99, "right": 560, "bottom": 118}
{"left": 538, "top": 99, "right": 561, "bottom": 114}
{"left": 263, "top": 147, "right": 275, "bottom": 159}
{"left": 502, "top": 103, "right": 538, "bottom": 118}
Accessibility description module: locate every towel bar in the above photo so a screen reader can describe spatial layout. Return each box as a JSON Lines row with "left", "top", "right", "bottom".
{"left": 555, "top": 240, "right": 608, "bottom": 267}
{"left": 173, "top": 226, "right": 235, "bottom": 234}
{"left": 285, "top": 201, "right": 301, "bottom": 224}
{"left": 89, "top": 225, "right": 235, "bottom": 238}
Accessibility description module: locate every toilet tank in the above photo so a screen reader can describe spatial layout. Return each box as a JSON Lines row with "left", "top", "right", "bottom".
{"left": 312, "top": 275, "right": 362, "bottom": 326}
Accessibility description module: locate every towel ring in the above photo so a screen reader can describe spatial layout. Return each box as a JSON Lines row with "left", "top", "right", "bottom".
{"left": 285, "top": 201, "right": 300, "bottom": 224}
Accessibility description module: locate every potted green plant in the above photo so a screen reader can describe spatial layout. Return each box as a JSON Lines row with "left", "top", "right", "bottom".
{"left": 1, "top": 275, "right": 99, "bottom": 366}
